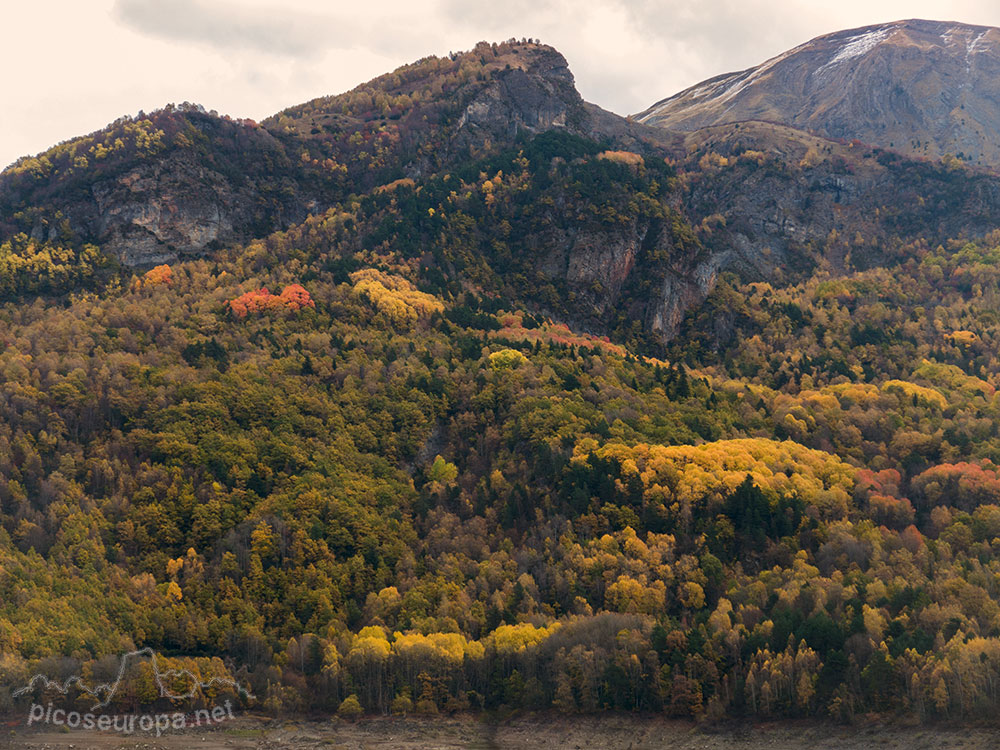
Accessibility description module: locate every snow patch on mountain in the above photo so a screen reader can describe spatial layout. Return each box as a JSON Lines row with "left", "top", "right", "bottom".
{"left": 815, "top": 27, "right": 892, "bottom": 75}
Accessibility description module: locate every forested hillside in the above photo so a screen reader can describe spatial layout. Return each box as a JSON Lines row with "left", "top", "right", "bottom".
{"left": 5, "top": 38, "right": 1000, "bottom": 725}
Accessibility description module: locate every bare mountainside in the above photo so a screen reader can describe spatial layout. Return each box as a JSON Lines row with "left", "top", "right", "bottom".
{"left": 637, "top": 19, "right": 1000, "bottom": 167}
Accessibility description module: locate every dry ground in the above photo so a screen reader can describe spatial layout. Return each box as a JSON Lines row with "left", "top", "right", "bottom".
{"left": 1, "top": 714, "right": 998, "bottom": 750}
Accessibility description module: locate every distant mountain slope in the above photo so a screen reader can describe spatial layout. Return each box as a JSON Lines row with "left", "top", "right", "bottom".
{"left": 637, "top": 19, "right": 1000, "bottom": 168}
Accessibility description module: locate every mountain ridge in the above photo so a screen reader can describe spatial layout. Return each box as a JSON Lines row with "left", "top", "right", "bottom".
{"left": 0, "top": 41, "right": 673, "bottom": 268}
{"left": 637, "top": 19, "right": 1000, "bottom": 168}
{"left": 8, "top": 34, "right": 1000, "bottom": 347}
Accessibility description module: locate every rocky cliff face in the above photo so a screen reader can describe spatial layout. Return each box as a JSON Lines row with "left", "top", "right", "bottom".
{"left": 80, "top": 153, "right": 265, "bottom": 266}
{"left": 677, "top": 121, "right": 1000, "bottom": 281}
{"left": 455, "top": 48, "right": 581, "bottom": 137}
{"left": 533, "top": 212, "right": 716, "bottom": 342}
{"left": 638, "top": 19, "right": 1000, "bottom": 169}
{"left": 0, "top": 107, "right": 307, "bottom": 268}
{"left": 554, "top": 117, "right": 1000, "bottom": 342}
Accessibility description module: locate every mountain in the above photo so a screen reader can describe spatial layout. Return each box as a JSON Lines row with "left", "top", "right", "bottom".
{"left": 10, "top": 34, "right": 1000, "bottom": 728}
{"left": 637, "top": 19, "right": 1000, "bottom": 168}
{"left": 0, "top": 41, "right": 665, "bottom": 268}
{"left": 8, "top": 34, "right": 1000, "bottom": 350}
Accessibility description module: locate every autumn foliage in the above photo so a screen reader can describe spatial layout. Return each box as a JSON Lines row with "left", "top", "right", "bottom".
{"left": 227, "top": 284, "right": 315, "bottom": 318}
{"left": 13, "top": 68, "right": 1000, "bottom": 725}
{"left": 350, "top": 268, "right": 443, "bottom": 325}
{"left": 133, "top": 264, "right": 173, "bottom": 289}
{"left": 597, "top": 150, "right": 645, "bottom": 167}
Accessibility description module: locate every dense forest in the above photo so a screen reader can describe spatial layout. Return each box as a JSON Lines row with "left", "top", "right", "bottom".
{"left": 5, "top": 41, "right": 1000, "bottom": 727}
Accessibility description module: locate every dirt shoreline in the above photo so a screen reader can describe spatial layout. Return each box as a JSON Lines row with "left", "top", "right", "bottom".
{"left": 2, "top": 714, "right": 999, "bottom": 750}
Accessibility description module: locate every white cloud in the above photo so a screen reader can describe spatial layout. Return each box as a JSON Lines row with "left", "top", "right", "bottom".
{"left": 112, "top": 0, "right": 348, "bottom": 57}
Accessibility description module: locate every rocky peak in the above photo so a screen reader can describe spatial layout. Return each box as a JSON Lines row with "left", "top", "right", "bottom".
{"left": 0, "top": 42, "right": 592, "bottom": 268}
{"left": 637, "top": 19, "right": 1000, "bottom": 168}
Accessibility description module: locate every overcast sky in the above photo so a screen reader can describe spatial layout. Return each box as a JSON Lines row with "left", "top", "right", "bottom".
{"left": 4, "top": 1, "right": 1000, "bottom": 170}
